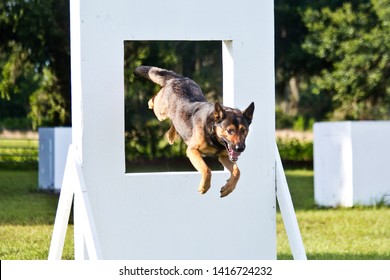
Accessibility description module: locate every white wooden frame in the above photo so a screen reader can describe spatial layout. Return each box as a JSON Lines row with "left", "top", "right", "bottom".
{"left": 48, "top": 145, "right": 102, "bottom": 260}
{"left": 48, "top": 0, "right": 306, "bottom": 260}
{"left": 49, "top": 145, "right": 306, "bottom": 260}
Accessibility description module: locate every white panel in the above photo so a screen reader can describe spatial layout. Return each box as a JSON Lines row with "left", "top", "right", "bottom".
{"left": 351, "top": 122, "right": 390, "bottom": 205}
{"left": 38, "top": 128, "right": 54, "bottom": 190}
{"left": 314, "top": 122, "right": 353, "bottom": 207}
{"left": 314, "top": 121, "right": 390, "bottom": 207}
{"left": 71, "top": 0, "right": 275, "bottom": 259}
{"left": 53, "top": 128, "right": 72, "bottom": 191}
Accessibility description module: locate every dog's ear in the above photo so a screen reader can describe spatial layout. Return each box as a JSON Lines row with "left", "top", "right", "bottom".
{"left": 214, "top": 102, "right": 226, "bottom": 122}
{"left": 243, "top": 102, "right": 255, "bottom": 125}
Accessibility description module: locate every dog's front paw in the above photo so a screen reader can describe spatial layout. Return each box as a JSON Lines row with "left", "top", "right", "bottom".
{"left": 198, "top": 181, "right": 211, "bottom": 195}
{"left": 198, "top": 171, "right": 211, "bottom": 195}
{"left": 220, "top": 179, "right": 237, "bottom": 198}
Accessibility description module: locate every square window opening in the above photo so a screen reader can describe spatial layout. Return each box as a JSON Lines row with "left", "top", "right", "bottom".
{"left": 124, "top": 41, "right": 224, "bottom": 173}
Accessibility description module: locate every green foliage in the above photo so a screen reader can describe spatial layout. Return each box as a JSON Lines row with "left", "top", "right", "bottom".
{"left": 277, "top": 137, "right": 313, "bottom": 162}
{"left": 0, "top": 42, "right": 39, "bottom": 100}
{"left": 124, "top": 41, "right": 222, "bottom": 161}
{"left": 292, "top": 116, "right": 316, "bottom": 131}
{"left": 276, "top": 108, "right": 315, "bottom": 131}
{"left": 274, "top": 0, "right": 339, "bottom": 124}
{"left": 28, "top": 68, "right": 68, "bottom": 129}
{"left": 0, "top": 42, "right": 40, "bottom": 127}
{"left": 0, "top": 117, "right": 31, "bottom": 131}
{"left": 275, "top": 108, "right": 295, "bottom": 129}
{"left": 292, "top": 115, "right": 306, "bottom": 131}
{"left": 0, "top": 0, "right": 71, "bottom": 128}
{"left": 302, "top": 0, "right": 390, "bottom": 120}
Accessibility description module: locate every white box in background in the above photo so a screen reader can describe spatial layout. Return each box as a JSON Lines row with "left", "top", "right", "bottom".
{"left": 38, "top": 127, "right": 72, "bottom": 192}
{"left": 314, "top": 121, "right": 390, "bottom": 207}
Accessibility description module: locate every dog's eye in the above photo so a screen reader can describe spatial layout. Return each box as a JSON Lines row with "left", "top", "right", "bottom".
{"left": 240, "top": 127, "right": 247, "bottom": 134}
{"left": 227, "top": 128, "right": 235, "bottom": 135}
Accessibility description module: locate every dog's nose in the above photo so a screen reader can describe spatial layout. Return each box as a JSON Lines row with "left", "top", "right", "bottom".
{"left": 235, "top": 143, "right": 246, "bottom": 153}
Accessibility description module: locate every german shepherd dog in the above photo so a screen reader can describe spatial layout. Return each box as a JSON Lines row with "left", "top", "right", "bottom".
{"left": 134, "top": 66, "right": 254, "bottom": 197}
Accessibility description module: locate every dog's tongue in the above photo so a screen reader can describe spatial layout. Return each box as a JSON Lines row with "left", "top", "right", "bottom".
{"left": 229, "top": 149, "right": 241, "bottom": 162}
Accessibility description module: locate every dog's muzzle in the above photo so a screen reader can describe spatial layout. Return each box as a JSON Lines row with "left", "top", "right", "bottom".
{"left": 223, "top": 141, "right": 245, "bottom": 162}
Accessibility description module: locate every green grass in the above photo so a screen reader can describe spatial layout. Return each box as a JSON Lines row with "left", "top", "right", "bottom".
{"left": 0, "top": 138, "right": 38, "bottom": 147}
{"left": 0, "top": 138, "right": 38, "bottom": 169}
{"left": 0, "top": 168, "right": 389, "bottom": 260}
{"left": 0, "top": 170, "right": 74, "bottom": 259}
{"left": 277, "top": 169, "right": 390, "bottom": 259}
{"left": 0, "top": 171, "right": 54, "bottom": 224}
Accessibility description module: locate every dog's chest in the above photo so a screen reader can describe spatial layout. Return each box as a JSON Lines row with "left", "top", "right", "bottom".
{"left": 199, "top": 145, "right": 221, "bottom": 156}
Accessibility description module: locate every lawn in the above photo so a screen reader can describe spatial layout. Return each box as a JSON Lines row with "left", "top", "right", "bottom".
{"left": 0, "top": 170, "right": 74, "bottom": 259}
{"left": 0, "top": 168, "right": 389, "bottom": 260}
{"left": 277, "top": 170, "right": 390, "bottom": 260}
{"left": 0, "top": 138, "right": 38, "bottom": 169}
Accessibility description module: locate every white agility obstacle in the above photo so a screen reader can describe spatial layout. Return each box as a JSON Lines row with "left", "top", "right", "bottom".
{"left": 49, "top": 0, "right": 306, "bottom": 260}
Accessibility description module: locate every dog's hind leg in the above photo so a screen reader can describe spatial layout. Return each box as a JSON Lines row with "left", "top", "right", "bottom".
{"left": 166, "top": 123, "right": 177, "bottom": 145}
{"left": 186, "top": 148, "right": 211, "bottom": 194}
{"left": 218, "top": 155, "right": 241, "bottom": 198}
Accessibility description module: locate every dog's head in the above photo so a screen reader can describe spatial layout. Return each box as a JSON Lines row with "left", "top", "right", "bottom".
{"left": 214, "top": 102, "right": 255, "bottom": 162}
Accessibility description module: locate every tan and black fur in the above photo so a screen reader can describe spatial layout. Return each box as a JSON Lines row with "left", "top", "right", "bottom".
{"left": 134, "top": 66, "right": 254, "bottom": 197}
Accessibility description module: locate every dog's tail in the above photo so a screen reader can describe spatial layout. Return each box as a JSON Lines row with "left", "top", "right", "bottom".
{"left": 134, "top": 66, "right": 182, "bottom": 87}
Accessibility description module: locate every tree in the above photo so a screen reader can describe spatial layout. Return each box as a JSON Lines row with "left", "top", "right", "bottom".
{"left": 302, "top": 0, "right": 390, "bottom": 120}
{"left": 0, "top": 0, "right": 70, "bottom": 129}
{"left": 274, "top": 0, "right": 347, "bottom": 128}
{"left": 0, "top": 41, "right": 40, "bottom": 129}
{"left": 275, "top": 0, "right": 308, "bottom": 117}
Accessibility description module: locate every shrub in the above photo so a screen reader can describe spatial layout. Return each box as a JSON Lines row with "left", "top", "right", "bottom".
{"left": 277, "top": 137, "right": 313, "bottom": 163}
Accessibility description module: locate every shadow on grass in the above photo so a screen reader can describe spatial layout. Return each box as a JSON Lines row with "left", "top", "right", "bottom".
{"left": 0, "top": 190, "right": 60, "bottom": 226}
{"left": 0, "top": 169, "right": 61, "bottom": 225}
